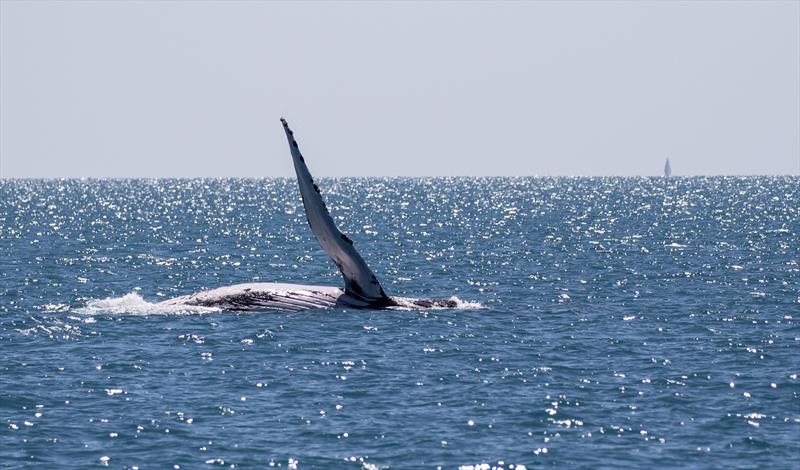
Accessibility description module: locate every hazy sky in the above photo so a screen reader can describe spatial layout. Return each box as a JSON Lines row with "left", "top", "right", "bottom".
{"left": 1, "top": 1, "right": 798, "bottom": 177}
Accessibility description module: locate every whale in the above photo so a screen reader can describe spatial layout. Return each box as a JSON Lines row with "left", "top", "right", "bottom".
{"left": 157, "top": 118, "right": 458, "bottom": 312}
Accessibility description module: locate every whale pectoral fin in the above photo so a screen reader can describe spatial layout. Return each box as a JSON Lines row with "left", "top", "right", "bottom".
{"left": 280, "top": 118, "right": 389, "bottom": 303}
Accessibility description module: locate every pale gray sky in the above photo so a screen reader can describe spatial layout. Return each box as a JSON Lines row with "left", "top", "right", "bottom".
{"left": 1, "top": 1, "right": 798, "bottom": 177}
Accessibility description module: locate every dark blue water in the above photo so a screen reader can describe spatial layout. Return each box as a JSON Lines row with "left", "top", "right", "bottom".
{"left": 1, "top": 177, "right": 798, "bottom": 469}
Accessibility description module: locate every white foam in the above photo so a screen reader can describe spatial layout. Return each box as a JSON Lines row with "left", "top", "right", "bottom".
{"left": 74, "top": 292, "right": 220, "bottom": 316}
{"left": 448, "top": 296, "right": 484, "bottom": 310}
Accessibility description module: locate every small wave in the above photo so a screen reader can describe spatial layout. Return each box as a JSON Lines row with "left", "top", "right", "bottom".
{"left": 664, "top": 242, "right": 687, "bottom": 248}
{"left": 38, "top": 303, "right": 71, "bottom": 313}
{"left": 448, "top": 296, "right": 484, "bottom": 310}
{"left": 74, "top": 292, "right": 220, "bottom": 316}
{"left": 459, "top": 464, "right": 528, "bottom": 470}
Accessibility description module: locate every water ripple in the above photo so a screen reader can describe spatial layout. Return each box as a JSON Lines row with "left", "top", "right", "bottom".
{"left": 1, "top": 177, "right": 798, "bottom": 468}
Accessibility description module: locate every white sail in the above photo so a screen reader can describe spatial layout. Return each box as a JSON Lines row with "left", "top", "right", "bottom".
{"left": 664, "top": 158, "right": 672, "bottom": 177}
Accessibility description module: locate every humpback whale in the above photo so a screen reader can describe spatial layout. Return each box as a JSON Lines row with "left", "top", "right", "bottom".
{"left": 158, "top": 119, "right": 458, "bottom": 312}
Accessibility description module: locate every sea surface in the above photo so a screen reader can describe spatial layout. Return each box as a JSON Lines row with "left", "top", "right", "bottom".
{"left": 1, "top": 177, "right": 798, "bottom": 469}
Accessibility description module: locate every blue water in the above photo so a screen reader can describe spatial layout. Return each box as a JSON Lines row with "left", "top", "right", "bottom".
{"left": 1, "top": 177, "right": 798, "bottom": 469}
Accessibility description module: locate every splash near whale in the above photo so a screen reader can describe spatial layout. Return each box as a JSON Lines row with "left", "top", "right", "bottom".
{"left": 157, "top": 119, "right": 460, "bottom": 312}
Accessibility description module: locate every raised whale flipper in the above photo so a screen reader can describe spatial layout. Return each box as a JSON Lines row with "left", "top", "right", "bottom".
{"left": 280, "top": 118, "right": 391, "bottom": 304}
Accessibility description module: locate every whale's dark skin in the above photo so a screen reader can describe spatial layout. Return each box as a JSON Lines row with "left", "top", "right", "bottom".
{"left": 158, "top": 119, "right": 458, "bottom": 312}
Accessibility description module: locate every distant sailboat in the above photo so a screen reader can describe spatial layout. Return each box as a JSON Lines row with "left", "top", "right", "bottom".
{"left": 664, "top": 158, "right": 672, "bottom": 177}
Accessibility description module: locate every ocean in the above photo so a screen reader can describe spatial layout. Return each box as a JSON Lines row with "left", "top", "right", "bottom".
{"left": 1, "top": 176, "right": 798, "bottom": 469}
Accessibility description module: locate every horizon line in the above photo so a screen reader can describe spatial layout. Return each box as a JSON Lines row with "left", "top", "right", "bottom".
{"left": 2, "top": 174, "right": 798, "bottom": 181}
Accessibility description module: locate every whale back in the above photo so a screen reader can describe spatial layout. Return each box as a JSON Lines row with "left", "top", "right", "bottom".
{"left": 159, "top": 282, "right": 372, "bottom": 311}
{"left": 280, "top": 119, "right": 391, "bottom": 304}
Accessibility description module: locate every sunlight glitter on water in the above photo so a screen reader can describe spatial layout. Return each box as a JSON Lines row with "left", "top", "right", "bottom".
{"left": 1, "top": 177, "right": 798, "bottom": 468}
